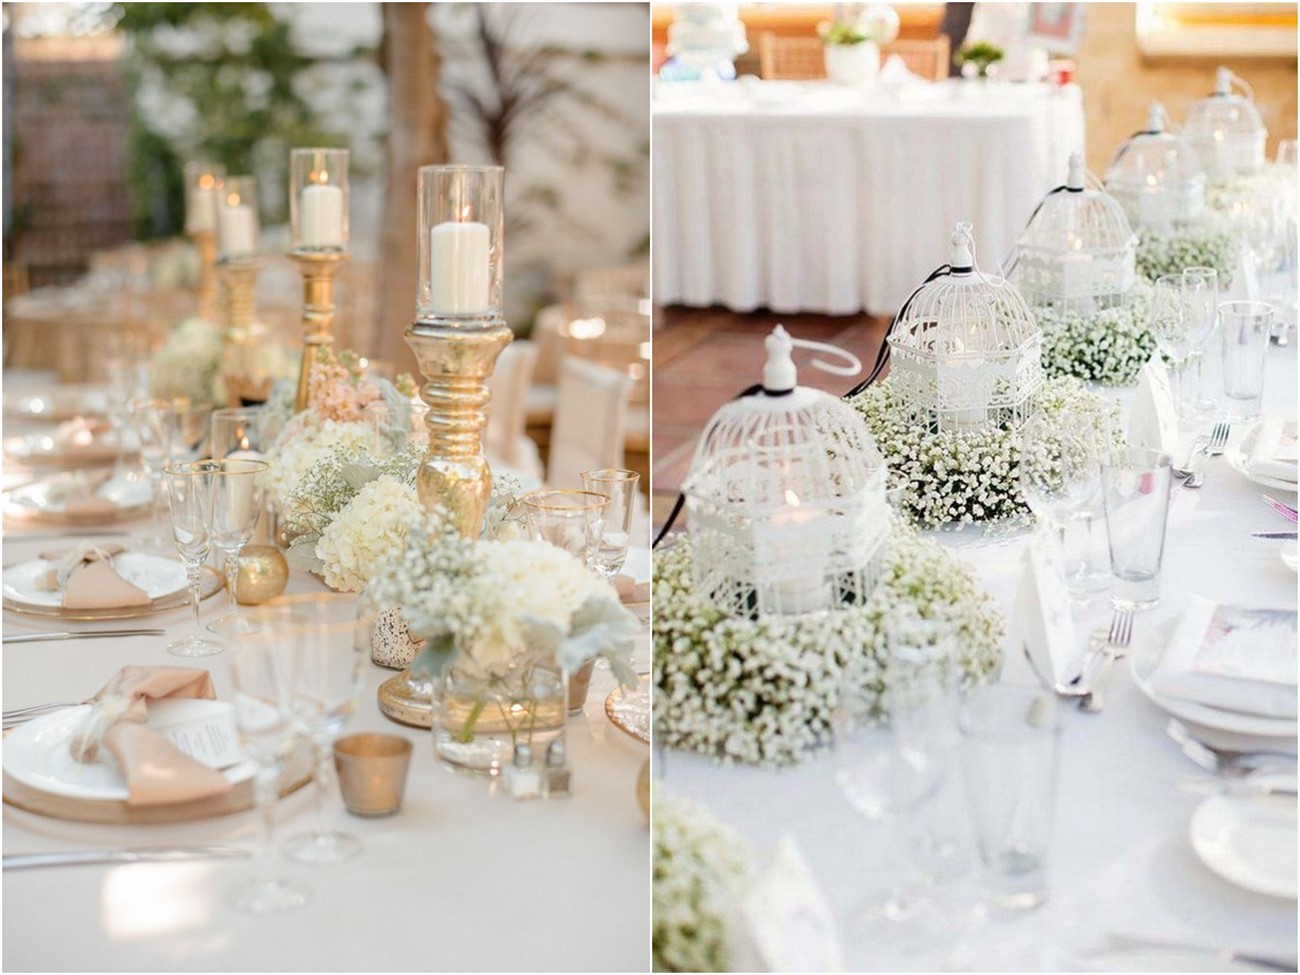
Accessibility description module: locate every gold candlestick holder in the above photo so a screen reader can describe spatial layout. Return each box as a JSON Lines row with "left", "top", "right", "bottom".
{"left": 291, "top": 250, "right": 347, "bottom": 412}
{"left": 191, "top": 230, "right": 218, "bottom": 323}
{"left": 376, "top": 315, "right": 512, "bottom": 727}
{"left": 219, "top": 257, "right": 268, "bottom": 407}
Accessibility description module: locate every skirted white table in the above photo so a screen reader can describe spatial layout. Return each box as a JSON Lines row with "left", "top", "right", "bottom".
{"left": 2, "top": 524, "right": 650, "bottom": 971}
{"left": 653, "top": 79, "right": 1086, "bottom": 317}
{"left": 658, "top": 341, "right": 1298, "bottom": 971}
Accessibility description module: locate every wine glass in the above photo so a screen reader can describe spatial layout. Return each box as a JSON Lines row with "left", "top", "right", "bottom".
{"left": 131, "top": 398, "right": 176, "bottom": 550}
{"left": 207, "top": 459, "right": 269, "bottom": 634}
{"left": 105, "top": 358, "right": 149, "bottom": 481}
{"left": 1148, "top": 274, "right": 1194, "bottom": 414}
{"left": 225, "top": 611, "right": 311, "bottom": 914}
{"left": 521, "top": 490, "right": 611, "bottom": 567}
{"left": 171, "top": 398, "right": 214, "bottom": 461}
{"left": 1018, "top": 412, "right": 1102, "bottom": 583}
{"left": 1181, "top": 267, "right": 1220, "bottom": 415}
{"left": 271, "top": 594, "right": 368, "bottom": 864}
{"left": 163, "top": 461, "right": 221, "bottom": 657}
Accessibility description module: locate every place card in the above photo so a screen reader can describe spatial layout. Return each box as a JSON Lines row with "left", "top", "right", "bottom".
{"left": 1130, "top": 355, "right": 1180, "bottom": 457}
{"left": 1015, "top": 532, "right": 1079, "bottom": 685}
{"left": 730, "top": 836, "right": 843, "bottom": 973}
{"left": 147, "top": 699, "right": 245, "bottom": 770}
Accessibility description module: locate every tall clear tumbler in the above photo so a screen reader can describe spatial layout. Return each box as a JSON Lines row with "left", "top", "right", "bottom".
{"left": 1219, "top": 300, "right": 1275, "bottom": 421}
{"left": 1101, "top": 448, "right": 1173, "bottom": 611}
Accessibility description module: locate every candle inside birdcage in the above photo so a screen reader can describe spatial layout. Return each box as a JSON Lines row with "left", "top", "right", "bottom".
{"left": 1104, "top": 103, "right": 1206, "bottom": 233}
{"left": 1184, "top": 67, "right": 1268, "bottom": 182}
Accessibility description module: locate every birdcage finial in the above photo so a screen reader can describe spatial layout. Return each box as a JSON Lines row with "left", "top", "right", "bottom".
{"left": 1066, "top": 151, "right": 1085, "bottom": 191}
{"left": 763, "top": 325, "right": 797, "bottom": 393}
{"left": 1146, "top": 102, "right": 1166, "bottom": 133}
{"left": 950, "top": 222, "right": 975, "bottom": 273}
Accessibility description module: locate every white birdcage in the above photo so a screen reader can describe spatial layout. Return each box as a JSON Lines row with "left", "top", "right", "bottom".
{"left": 683, "top": 326, "right": 889, "bottom": 618}
{"left": 1184, "top": 67, "right": 1268, "bottom": 182}
{"left": 1104, "top": 103, "right": 1207, "bottom": 232}
{"left": 888, "top": 223, "right": 1043, "bottom": 434}
{"left": 1007, "top": 153, "right": 1138, "bottom": 314}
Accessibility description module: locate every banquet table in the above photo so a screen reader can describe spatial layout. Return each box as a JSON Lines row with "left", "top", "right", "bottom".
{"left": 0, "top": 399, "right": 651, "bottom": 972}
{"left": 652, "top": 78, "right": 1086, "bottom": 317}
{"left": 658, "top": 341, "right": 1298, "bottom": 971}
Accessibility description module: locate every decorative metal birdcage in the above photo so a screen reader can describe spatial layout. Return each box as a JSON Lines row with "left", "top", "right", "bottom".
{"left": 1105, "top": 103, "right": 1207, "bottom": 232}
{"left": 1184, "top": 67, "right": 1268, "bottom": 182}
{"left": 1007, "top": 152, "right": 1137, "bottom": 314}
{"left": 683, "top": 326, "right": 889, "bottom": 618}
{"left": 888, "top": 223, "right": 1043, "bottom": 435}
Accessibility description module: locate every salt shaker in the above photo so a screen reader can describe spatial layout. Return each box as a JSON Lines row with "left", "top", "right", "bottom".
{"left": 505, "top": 743, "right": 541, "bottom": 800}
{"left": 544, "top": 739, "right": 571, "bottom": 798}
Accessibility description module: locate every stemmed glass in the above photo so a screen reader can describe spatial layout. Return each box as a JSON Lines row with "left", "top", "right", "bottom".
{"left": 1018, "top": 412, "right": 1104, "bottom": 591}
{"left": 171, "top": 399, "right": 215, "bottom": 461}
{"left": 225, "top": 610, "right": 311, "bottom": 914}
{"left": 131, "top": 399, "right": 176, "bottom": 549}
{"left": 207, "top": 459, "right": 269, "bottom": 633}
{"left": 272, "top": 594, "right": 368, "bottom": 864}
{"left": 162, "top": 461, "right": 221, "bottom": 657}
{"left": 1181, "top": 267, "right": 1220, "bottom": 415}
{"left": 521, "top": 490, "right": 612, "bottom": 567}
{"left": 580, "top": 469, "right": 640, "bottom": 578}
{"left": 1148, "top": 274, "right": 1195, "bottom": 414}
{"left": 105, "top": 358, "right": 149, "bottom": 482}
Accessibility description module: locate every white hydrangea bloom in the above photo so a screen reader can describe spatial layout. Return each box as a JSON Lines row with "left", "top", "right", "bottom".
{"left": 315, "top": 477, "right": 421, "bottom": 593}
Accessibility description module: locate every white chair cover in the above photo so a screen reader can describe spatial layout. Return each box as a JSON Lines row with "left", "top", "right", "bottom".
{"left": 547, "top": 355, "right": 631, "bottom": 489}
{"left": 485, "top": 339, "right": 543, "bottom": 484}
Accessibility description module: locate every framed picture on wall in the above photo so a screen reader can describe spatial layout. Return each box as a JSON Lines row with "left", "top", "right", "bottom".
{"left": 1028, "top": 3, "right": 1085, "bottom": 55}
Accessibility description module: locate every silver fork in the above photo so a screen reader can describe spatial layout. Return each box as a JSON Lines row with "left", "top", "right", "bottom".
{"left": 2, "top": 701, "right": 82, "bottom": 729}
{"left": 1077, "top": 607, "right": 1134, "bottom": 713}
{"left": 1166, "top": 719, "right": 1298, "bottom": 777}
{"left": 1182, "top": 422, "right": 1230, "bottom": 489}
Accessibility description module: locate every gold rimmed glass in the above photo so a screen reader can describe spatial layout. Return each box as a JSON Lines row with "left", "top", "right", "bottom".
{"left": 163, "top": 461, "right": 220, "bottom": 657}
{"left": 580, "top": 469, "right": 640, "bottom": 579}
{"left": 521, "top": 490, "right": 611, "bottom": 566}
{"left": 206, "top": 459, "right": 269, "bottom": 634}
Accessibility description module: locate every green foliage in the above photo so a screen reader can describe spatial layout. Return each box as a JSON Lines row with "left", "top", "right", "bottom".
{"left": 821, "top": 22, "right": 870, "bottom": 46}
{"left": 956, "top": 41, "right": 1005, "bottom": 68}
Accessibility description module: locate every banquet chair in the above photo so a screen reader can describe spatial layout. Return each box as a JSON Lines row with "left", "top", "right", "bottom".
{"left": 885, "top": 37, "right": 950, "bottom": 82}
{"left": 574, "top": 262, "right": 650, "bottom": 306}
{"left": 547, "top": 355, "right": 631, "bottom": 490}
{"left": 484, "top": 339, "right": 544, "bottom": 484}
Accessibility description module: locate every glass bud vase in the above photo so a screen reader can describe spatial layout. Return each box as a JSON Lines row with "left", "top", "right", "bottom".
{"left": 431, "top": 658, "right": 566, "bottom": 776}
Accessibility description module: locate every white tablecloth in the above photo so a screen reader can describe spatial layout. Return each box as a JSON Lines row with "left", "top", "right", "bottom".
{"left": 1, "top": 492, "right": 650, "bottom": 969}
{"left": 653, "top": 79, "right": 1086, "bottom": 317}
{"left": 659, "top": 342, "right": 1298, "bottom": 971}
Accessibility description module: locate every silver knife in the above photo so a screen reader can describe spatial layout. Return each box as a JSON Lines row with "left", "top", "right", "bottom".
{"left": 4, "top": 531, "right": 130, "bottom": 543}
{"left": 4, "top": 846, "right": 251, "bottom": 870}
{"left": 3, "top": 630, "right": 164, "bottom": 644}
{"left": 1094, "top": 934, "right": 1297, "bottom": 972}
{"left": 1253, "top": 531, "right": 1299, "bottom": 539}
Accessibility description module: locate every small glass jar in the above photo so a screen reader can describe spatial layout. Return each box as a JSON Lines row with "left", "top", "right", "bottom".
{"left": 183, "top": 161, "right": 225, "bottom": 235}
{"left": 416, "top": 165, "right": 504, "bottom": 322}
{"left": 216, "top": 175, "right": 261, "bottom": 262}
{"left": 290, "top": 147, "right": 350, "bottom": 253}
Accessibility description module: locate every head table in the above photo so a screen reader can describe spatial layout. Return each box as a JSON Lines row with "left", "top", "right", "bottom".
{"left": 652, "top": 78, "right": 1085, "bottom": 317}
{"left": 1, "top": 395, "right": 650, "bottom": 972}
{"left": 658, "top": 340, "right": 1298, "bottom": 971}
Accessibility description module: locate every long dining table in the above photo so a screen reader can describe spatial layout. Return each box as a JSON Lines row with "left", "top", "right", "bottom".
{"left": 658, "top": 340, "right": 1298, "bottom": 971}
{"left": 0, "top": 384, "right": 651, "bottom": 972}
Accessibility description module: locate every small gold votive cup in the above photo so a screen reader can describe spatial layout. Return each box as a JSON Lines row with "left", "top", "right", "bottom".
{"left": 333, "top": 733, "right": 413, "bottom": 817}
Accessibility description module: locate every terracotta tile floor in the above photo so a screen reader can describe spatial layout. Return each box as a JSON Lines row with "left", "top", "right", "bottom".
{"left": 651, "top": 305, "right": 890, "bottom": 530}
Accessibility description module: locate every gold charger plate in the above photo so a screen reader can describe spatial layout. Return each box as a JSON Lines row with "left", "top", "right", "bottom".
{"left": 605, "top": 673, "right": 651, "bottom": 744}
{"left": 2, "top": 564, "right": 223, "bottom": 621}
{"left": 4, "top": 384, "right": 110, "bottom": 422}
{"left": 3, "top": 431, "right": 136, "bottom": 469}
{"left": 4, "top": 479, "right": 152, "bottom": 527}
{"left": 2, "top": 740, "right": 313, "bottom": 825}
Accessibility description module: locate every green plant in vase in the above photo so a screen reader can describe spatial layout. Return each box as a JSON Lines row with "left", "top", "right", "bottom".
{"left": 956, "top": 41, "right": 1005, "bottom": 79}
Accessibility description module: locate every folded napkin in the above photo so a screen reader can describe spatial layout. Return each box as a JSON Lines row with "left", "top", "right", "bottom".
{"left": 614, "top": 573, "right": 650, "bottom": 604}
{"left": 1151, "top": 597, "right": 1298, "bottom": 719}
{"left": 45, "top": 471, "right": 118, "bottom": 520}
{"left": 52, "top": 417, "right": 113, "bottom": 451}
{"left": 729, "top": 837, "right": 843, "bottom": 973}
{"left": 36, "top": 542, "right": 150, "bottom": 610}
{"left": 68, "top": 666, "right": 233, "bottom": 807}
{"left": 1249, "top": 417, "right": 1299, "bottom": 484}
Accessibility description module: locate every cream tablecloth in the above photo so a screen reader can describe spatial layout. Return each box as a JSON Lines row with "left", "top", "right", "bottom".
{"left": 653, "top": 79, "right": 1086, "bottom": 317}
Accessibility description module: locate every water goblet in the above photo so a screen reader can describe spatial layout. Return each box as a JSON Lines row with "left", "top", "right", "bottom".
{"left": 105, "top": 358, "right": 149, "bottom": 480}
{"left": 163, "top": 461, "right": 221, "bottom": 657}
{"left": 170, "top": 398, "right": 214, "bottom": 461}
{"left": 1181, "top": 267, "right": 1220, "bottom": 415}
{"left": 207, "top": 459, "right": 269, "bottom": 633}
{"left": 1018, "top": 412, "right": 1103, "bottom": 591}
{"left": 580, "top": 468, "right": 640, "bottom": 578}
{"left": 521, "top": 490, "right": 611, "bottom": 567}
{"left": 1149, "top": 274, "right": 1195, "bottom": 414}
{"left": 131, "top": 398, "right": 176, "bottom": 549}
{"left": 225, "top": 612, "right": 311, "bottom": 914}
{"left": 271, "top": 594, "right": 368, "bottom": 864}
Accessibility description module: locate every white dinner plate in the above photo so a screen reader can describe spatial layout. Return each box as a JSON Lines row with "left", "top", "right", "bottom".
{"left": 1129, "top": 623, "right": 1298, "bottom": 739}
{"left": 1190, "top": 792, "right": 1298, "bottom": 899}
{"left": 1283, "top": 542, "right": 1298, "bottom": 573}
{"left": 5, "top": 474, "right": 152, "bottom": 521}
{"left": 3, "top": 703, "right": 256, "bottom": 801}
{"left": 4, "top": 426, "right": 139, "bottom": 467}
{"left": 3, "top": 384, "right": 110, "bottom": 422}
{"left": 1225, "top": 421, "right": 1299, "bottom": 494}
{"left": 2, "top": 551, "right": 187, "bottom": 608}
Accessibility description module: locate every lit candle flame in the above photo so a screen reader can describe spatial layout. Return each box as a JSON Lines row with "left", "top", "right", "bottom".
{"left": 784, "top": 489, "right": 800, "bottom": 506}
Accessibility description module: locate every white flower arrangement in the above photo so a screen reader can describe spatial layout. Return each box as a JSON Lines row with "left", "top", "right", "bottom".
{"left": 653, "top": 795, "right": 755, "bottom": 974}
{"left": 263, "top": 418, "right": 386, "bottom": 513}
{"left": 652, "top": 528, "right": 1003, "bottom": 767}
{"left": 1036, "top": 284, "right": 1155, "bottom": 386}
{"left": 848, "top": 375, "right": 1121, "bottom": 528}
{"left": 1135, "top": 224, "right": 1236, "bottom": 283}
{"left": 368, "top": 516, "right": 640, "bottom": 685}
{"left": 150, "top": 317, "right": 225, "bottom": 405}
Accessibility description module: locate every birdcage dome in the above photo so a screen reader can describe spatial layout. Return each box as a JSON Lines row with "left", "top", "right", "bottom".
{"left": 1185, "top": 67, "right": 1267, "bottom": 181}
{"left": 683, "top": 326, "right": 889, "bottom": 618}
{"left": 888, "top": 223, "right": 1043, "bottom": 435}
{"left": 1009, "top": 153, "right": 1138, "bottom": 313}
{"left": 1105, "top": 103, "right": 1206, "bottom": 232}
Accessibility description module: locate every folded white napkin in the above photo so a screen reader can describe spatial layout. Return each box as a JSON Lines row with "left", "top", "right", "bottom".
{"left": 1150, "top": 596, "right": 1297, "bottom": 719}
{"left": 1129, "top": 356, "right": 1180, "bottom": 456}
{"left": 1249, "top": 416, "right": 1298, "bottom": 484}
{"left": 1014, "top": 533, "right": 1080, "bottom": 685}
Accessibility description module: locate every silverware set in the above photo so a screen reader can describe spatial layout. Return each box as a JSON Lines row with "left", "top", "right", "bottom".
{"left": 1174, "top": 422, "right": 1230, "bottom": 489}
{"left": 1024, "top": 607, "right": 1135, "bottom": 713}
{"left": 1166, "top": 719, "right": 1297, "bottom": 778}
{"left": 3, "top": 629, "right": 164, "bottom": 646}
{"left": 1262, "top": 495, "right": 1299, "bottom": 524}
{"left": 1086, "top": 933, "right": 1297, "bottom": 972}
{"left": 3, "top": 701, "right": 83, "bottom": 730}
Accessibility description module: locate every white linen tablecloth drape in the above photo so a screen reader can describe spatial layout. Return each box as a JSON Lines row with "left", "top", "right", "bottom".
{"left": 653, "top": 80, "right": 1086, "bottom": 317}
{"left": 658, "top": 342, "right": 1298, "bottom": 971}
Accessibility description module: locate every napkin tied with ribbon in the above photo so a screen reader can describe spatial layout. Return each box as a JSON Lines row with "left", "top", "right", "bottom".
{"left": 36, "top": 542, "right": 151, "bottom": 610}
{"left": 68, "top": 666, "right": 233, "bottom": 807}
{"left": 48, "top": 470, "right": 118, "bottom": 520}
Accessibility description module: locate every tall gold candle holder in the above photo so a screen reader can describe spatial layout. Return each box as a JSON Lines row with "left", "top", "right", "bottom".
{"left": 378, "top": 164, "right": 511, "bottom": 728}
{"left": 215, "top": 175, "right": 268, "bottom": 407}
{"left": 183, "top": 161, "right": 225, "bottom": 323}
{"left": 192, "top": 230, "right": 219, "bottom": 323}
{"left": 288, "top": 148, "right": 351, "bottom": 412}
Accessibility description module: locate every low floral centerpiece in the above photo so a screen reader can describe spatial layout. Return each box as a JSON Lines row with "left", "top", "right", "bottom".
{"left": 368, "top": 515, "right": 640, "bottom": 774}
{"left": 150, "top": 317, "right": 226, "bottom": 405}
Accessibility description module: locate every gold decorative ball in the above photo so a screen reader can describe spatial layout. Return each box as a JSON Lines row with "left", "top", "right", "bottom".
{"left": 236, "top": 546, "right": 289, "bottom": 604}
{"left": 636, "top": 759, "right": 650, "bottom": 822}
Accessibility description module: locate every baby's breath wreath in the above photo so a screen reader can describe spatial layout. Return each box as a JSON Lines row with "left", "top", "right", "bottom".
{"left": 1035, "top": 284, "right": 1156, "bottom": 387}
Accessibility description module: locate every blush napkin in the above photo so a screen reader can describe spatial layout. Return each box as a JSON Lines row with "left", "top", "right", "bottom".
{"left": 36, "top": 542, "right": 151, "bottom": 610}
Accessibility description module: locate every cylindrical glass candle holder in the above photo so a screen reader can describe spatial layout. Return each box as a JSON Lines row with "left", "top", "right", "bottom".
{"left": 184, "top": 161, "right": 225, "bottom": 235}
{"left": 290, "top": 148, "right": 350, "bottom": 253}
{"left": 416, "top": 165, "right": 504, "bottom": 322}
{"left": 217, "top": 175, "right": 261, "bottom": 262}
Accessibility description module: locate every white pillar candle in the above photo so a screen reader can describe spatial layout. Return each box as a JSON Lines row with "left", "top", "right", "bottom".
{"left": 299, "top": 183, "right": 345, "bottom": 248}
{"left": 189, "top": 187, "right": 218, "bottom": 233}
{"left": 218, "top": 203, "right": 259, "bottom": 258}
{"left": 429, "top": 220, "right": 491, "bottom": 316}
